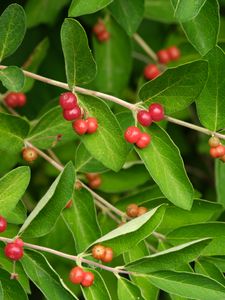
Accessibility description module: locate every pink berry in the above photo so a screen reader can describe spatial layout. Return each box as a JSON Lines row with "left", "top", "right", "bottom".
{"left": 167, "top": 46, "right": 180, "bottom": 61}
{"left": 136, "top": 133, "right": 151, "bottom": 149}
{"left": 124, "top": 126, "right": 142, "bottom": 144}
{"left": 157, "top": 50, "right": 170, "bottom": 64}
{"left": 81, "top": 272, "right": 95, "bottom": 287}
{"left": 63, "top": 106, "right": 82, "bottom": 121}
{"left": 4, "top": 243, "right": 24, "bottom": 261}
{"left": 0, "top": 216, "right": 7, "bottom": 233}
{"left": 69, "top": 266, "right": 85, "bottom": 284}
{"left": 98, "top": 31, "right": 110, "bottom": 42}
{"left": 59, "top": 92, "right": 77, "bottom": 109}
{"left": 86, "top": 117, "right": 98, "bottom": 134}
{"left": 93, "top": 21, "right": 106, "bottom": 35}
{"left": 14, "top": 238, "right": 24, "bottom": 248}
{"left": 210, "top": 145, "right": 225, "bottom": 158}
{"left": 144, "top": 64, "right": 160, "bottom": 80}
{"left": 137, "top": 110, "right": 152, "bottom": 127}
{"left": 72, "top": 119, "right": 88, "bottom": 135}
{"left": 149, "top": 103, "right": 164, "bottom": 121}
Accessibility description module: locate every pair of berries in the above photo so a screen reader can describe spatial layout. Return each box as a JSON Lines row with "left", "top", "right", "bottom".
{"left": 86, "top": 173, "right": 102, "bottom": 189}
{"left": 4, "top": 92, "right": 26, "bottom": 108}
{"left": 209, "top": 137, "right": 225, "bottom": 161}
{"left": 59, "top": 92, "right": 98, "bottom": 135}
{"left": 137, "top": 103, "right": 165, "bottom": 126}
{"left": 0, "top": 215, "right": 7, "bottom": 232}
{"left": 22, "top": 147, "right": 38, "bottom": 162}
{"left": 93, "top": 20, "right": 110, "bottom": 42}
{"left": 69, "top": 266, "right": 94, "bottom": 287}
{"left": 124, "top": 127, "right": 151, "bottom": 149}
{"left": 92, "top": 244, "right": 113, "bottom": 263}
{"left": 126, "top": 204, "right": 148, "bottom": 218}
{"left": 157, "top": 46, "right": 180, "bottom": 64}
{"left": 4, "top": 238, "right": 24, "bottom": 261}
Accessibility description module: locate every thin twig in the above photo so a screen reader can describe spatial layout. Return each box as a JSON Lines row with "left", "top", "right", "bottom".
{"left": 133, "top": 33, "right": 158, "bottom": 62}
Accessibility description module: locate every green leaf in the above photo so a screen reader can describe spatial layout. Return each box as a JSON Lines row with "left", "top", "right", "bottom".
{"left": 126, "top": 239, "right": 211, "bottom": 273}
{"left": 0, "top": 166, "right": 30, "bottom": 217}
{"left": 0, "top": 113, "right": 29, "bottom": 156}
{"left": 0, "top": 269, "right": 28, "bottom": 300}
{"left": 75, "top": 143, "right": 107, "bottom": 173}
{"left": 63, "top": 189, "right": 101, "bottom": 253}
{"left": 117, "top": 277, "right": 144, "bottom": 300}
{"left": 23, "top": 38, "right": 49, "bottom": 92}
{"left": 171, "top": 0, "right": 219, "bottom": 56}
{"left": 98, "top": 165, "right": 150, "bottom": 193}
{"left": 109, "top": 0, "right": 144, "bottom": 36}
{"left": 144, "top": 0, "right": 177, "bottom": 23}
{"left": 61, "top": 19, "right": 96, "bottom": 89}
{"left": 69, "top": 0, "right": 112, "bottom": 17}
{"left": 89, "top": 205, "right": 166, "bottom": 256}
{"left": 195, "top": 260, "right": 225, "bottom": 286}
{"left": 216, "top": 159, "right": 225, "bottom": 207}
{"left": 78, "top": 94, "right": 127, "bottom": 172}
{"left": 147, "top": 270, "right": 225, "bottom": 300}
{"left": 174, "top": 0, "right": 207, "bottom": 22}
{"left": 139, "top": 60, "right": 208, "bottom": 114}
{"left": 19, "top": 162, "right": 75, "bottom": 237}
{"left": 28, "top": 106, "right": 75, "bottom": 149}
{"left": 92, "top": 17, "right": 132, "bottom": 96}
{"left": 6, "top": 202, "right": 27, "bottom": 225}
{"left": 0, "top": 4, "right": 26, "bottom": 62}
{"left": 21, "top": 250, "right": 76, "bottom": 300}
{"left": 135, "top": 124, "right": 194, "bottom": 210}
{"left": 0, "top": 66, "right": 24, "bottom": 91}
{"left": 196, "top": 47, "right": 225, "bottom": 130}
{"left": 81, "top": 268, "right": 111, "bottom": 300}
{"left": 25, "top": 0, "right": 69, "bottom": 28}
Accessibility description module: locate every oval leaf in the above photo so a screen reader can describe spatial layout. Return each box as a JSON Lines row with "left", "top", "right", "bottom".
{"left": 139, "top": 60, "right": 208, "bottom": 114}
{"left": 0, "top": 66, "right": 24, "bottom": 91}
{"left": 117, "top": 277, "right": 144, "bottom": 300}
{"left": 216, "top": 159, "right": 225, "bottom": 207}
{"left": 69, "top": 0, "right": 112, "bottom": 17}
{"left": 135, "top": 124, "right": 194, "bottom": 210}
{"left": 174, "top": 0, "right": 207, "bottom": 22}
{"left": 61, "top": 18, "right": 96, "bottom": 89}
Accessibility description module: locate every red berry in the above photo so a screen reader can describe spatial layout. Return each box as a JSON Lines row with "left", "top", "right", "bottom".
{"left": 69, "top": 266, "right": 85, "bottom": 284}
{"left": 93, "top": 21, "right": 106, "bottom": 35}
{"left": 86, "top": 117, "right": 98, "bottom": 134}
{"left": 0, "top": 216, "right": 7, "bottom": 233}
{"left": 86, "top": 173, "right": 99, "bottom": 181}
{"left": 98, "top": 31, "right": 110, "bottom": 42}
{"left": 65, "top": 200, "right": 73, "bottom": 208}
{"left": 63, "top": 106, "right": 82, "bottom": 121}
{"left": 5, "top": 92, "right": 26, "bottom": 108}
{"left": 167, "top": 46, "right": 180, "bottom": 61}
{"left": 136, "top": 133, "right": 151, "bottom": 149}
{"left": 157, "top": 49, "right": 170, "bottom": 64}
{"left": 126, "top": 204, "right": 139, "bottom": 218}
{"left": 81, "top": 272, "right": 95, "bottom": 287}
{"left": 208, "top": 136, "right": 220, "bottom": 148}
{"left": 22, "top": 147, "right": 38, "bottom": 162}
{"left": 72, "top": 119, "right": 88, "bottom": 135}
{"left": 59, "top": 92, "right": 77, "bottom": 109}
{"left": 92, "top": 244, "right": 106, "bottom": 260}
{"left": 210, "top": 145, "right": 225, "bottom": 158}
{"left": 4, "top": 243, "right": 24, "bottom": 260}
{"left": 149, "top": 103, "right": 164, "bottom": 121}
{"left": 137, "top": 207, "right": 148, "bottom": 216}
{"left": 101, "top": 247, "right": 113, "bottom": 263}
{"left": 14, "top": 238, "right": 24, "bottom": 248}
{"left": 144, "top": 64, "right": 160, "bottom": 80}
{"left": 89, "top": 176, "right": 102, "bottom": 189}
{"left": 17, "top": 93, "right": 26, "bottom": 107}
{"left": 124, "top": 126, "right": 142, "bottom": 144}
{"left": 137, "top": 110, "right": 152, "bottom": 127}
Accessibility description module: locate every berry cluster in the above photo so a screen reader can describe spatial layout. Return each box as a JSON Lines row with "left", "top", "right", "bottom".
{"left": 0, "top": 215, "right": 7, "bottom": 232}
{"left": 124, "top": 103, "right": 164, "bottom": 149}
{"left": 209, "top": 137, "right": 225, "bottom": 162}
{"left": 4, "top": 238, "right": 24, "bottom": 261}
{"left": 92, "top": 244, "right": 113, "bottom": 263}
{"left": 60, "top": 92, "right": 98, "bottom": 135}
{"left": 86, "top": 173, "right": 102, "bottom": 189}
{"left": 144, "top": 46, "right": 180, "bottom": 80}
{"left": 126, "top": 204, "right": 148, "bottom": 218}
{"left": 69, "top": 266, "right": 94, "bottom": 287}
{"left": 22, "top": 147, "right": 38, "bottom": 162}
{"left": 93, "top": 20, "right": 110, "bottom": 43}
{"left": 4, "top": 92, "right": 26, "bottom": 108}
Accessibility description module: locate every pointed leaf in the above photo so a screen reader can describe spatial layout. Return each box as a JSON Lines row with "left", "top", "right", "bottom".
{"left": 61, "top": 19, "right": 96, "bottom": 89}
{"left": 195, "top": 260, "right": 225, "bottom": 286}
{"left": 117, "top": 277, "right": 144, "bottom": 300}
{"left": 0, "top": 66, "right": 24, "bottom": 91}
{"left": 19, "top": 162, "right": 75, "bottom": 237}
{"left": 69, "top": 0, "right": 112, "bottom": 17}
{"left": 139, "top": 60, "right": 208, "bottom": 114}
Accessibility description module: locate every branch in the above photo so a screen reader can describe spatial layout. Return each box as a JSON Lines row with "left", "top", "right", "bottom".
{"left": 133, "top": 33, "right": 158, "bottom": 62}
